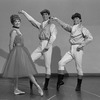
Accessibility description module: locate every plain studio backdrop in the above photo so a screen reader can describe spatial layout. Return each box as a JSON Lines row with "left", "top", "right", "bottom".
{"left": 0, "top": 0, "right": 100, "bottom": 75}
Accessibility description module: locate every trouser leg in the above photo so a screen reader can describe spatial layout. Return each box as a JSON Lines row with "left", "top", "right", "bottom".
{"left": 43, "top": 46, "right": 52, "bottom": 90}
{"left": 57, "top": 52, "right": 73, "bottom": 91}
{"left": 74, "top": 48, "right": 83, "bottom": 91}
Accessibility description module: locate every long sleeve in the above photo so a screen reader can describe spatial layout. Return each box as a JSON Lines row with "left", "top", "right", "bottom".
{"left": 81, "top": 27, "right": 93, "bottom": 46}
{"left": 46, "top": 24, "right": 57, "bottom": 48}
{"left": 9, "top": 30, "right": 17, "bottom": 51}
{"left": 22, "top": 11, "right": 41, "bottom": 29}
{"left": 55, "top": 18, "right": 72, "bottom": 33}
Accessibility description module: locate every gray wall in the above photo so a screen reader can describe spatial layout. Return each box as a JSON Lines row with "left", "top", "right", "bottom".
{"left": 0, "top": 0, "right": 100, "bottom": 74}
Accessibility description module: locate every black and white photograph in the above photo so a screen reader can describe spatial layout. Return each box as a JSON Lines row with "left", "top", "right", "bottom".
{"left": 0, "top": 0, "right": 99, "bottom": 100}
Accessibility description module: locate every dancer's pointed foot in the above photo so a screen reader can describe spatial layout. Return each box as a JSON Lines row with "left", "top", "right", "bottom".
{"left": 38, "top": 86, "right": 44, "bottom": 96}
{"left": 14, "top": 89, "right": 25, "bottom": 95}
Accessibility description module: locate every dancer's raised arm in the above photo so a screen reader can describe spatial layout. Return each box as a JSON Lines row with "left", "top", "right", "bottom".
{"left": 52, "top": 17, "right": 72, "bottom": 33}
{"left": 19, "top": 10, "right": 41, "bottom": 29}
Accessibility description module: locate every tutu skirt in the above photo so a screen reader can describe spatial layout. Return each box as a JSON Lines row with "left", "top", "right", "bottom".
{"left": 2, "top": 45, "right": 38, "bottom": 78}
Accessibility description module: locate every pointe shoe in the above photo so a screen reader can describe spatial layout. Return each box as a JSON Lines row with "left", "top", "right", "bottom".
{"left": 38, "top": 86, "right": 44, "bottom": 96}
{"left": 14, "top": 89, "right": 25, "bottom": 95}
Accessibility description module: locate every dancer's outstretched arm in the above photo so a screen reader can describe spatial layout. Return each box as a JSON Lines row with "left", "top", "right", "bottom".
{"left": 52, "top": 17, "right": 72, "bottom": 33}
{"left": 19, "top": 10, "right": 41, "bottom": 29}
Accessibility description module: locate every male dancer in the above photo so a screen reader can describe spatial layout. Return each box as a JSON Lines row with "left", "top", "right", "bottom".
{"left": 19, "top": 9, "right": 57, "bottom": 91}
{"left": 52, "top": 13, "right": 93, "bottom": 91}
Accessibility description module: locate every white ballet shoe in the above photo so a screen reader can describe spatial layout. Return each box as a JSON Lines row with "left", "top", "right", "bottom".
{"left": 37, "top": 86, "right": 44, "bottom": 96}
{"left": 14, "top": 89, "right": 25, "bottom": 95}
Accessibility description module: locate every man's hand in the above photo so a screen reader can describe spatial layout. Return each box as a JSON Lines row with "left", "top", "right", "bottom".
{"left": 18, "top": 10, "right": 25, "bottom": 14}
{"left": 77, "top": 45, "right": 84, "bottom": 51}
{"left": 51, "top": 17, "right": 58, "bottom": 21}
{"left": 41, "top": 48, "right": 49, "bottom": 54}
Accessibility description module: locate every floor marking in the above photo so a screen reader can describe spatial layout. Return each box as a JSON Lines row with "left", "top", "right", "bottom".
{"left": 20, "top": 81, "right": 100, "bottom": 98}
{"left": 62, "top": 85, "right": 100, "bottom": 98}
{"left": 82, "top": 89, "right": 100, "bottom": 98}
{"left": 47, "top": 95, "right": 56, "bottom": 100}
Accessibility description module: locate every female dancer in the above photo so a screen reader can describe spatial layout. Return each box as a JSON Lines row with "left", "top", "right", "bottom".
{"left": 2, "top": 14, "right": 43, "bottom": 96}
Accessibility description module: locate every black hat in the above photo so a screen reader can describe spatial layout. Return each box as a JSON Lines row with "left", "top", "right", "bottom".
{"left": 71, "top": 13, "right": 81, "bottom": 20}
{"left": 40, "top": 9, "right": 50, "bottom": 15}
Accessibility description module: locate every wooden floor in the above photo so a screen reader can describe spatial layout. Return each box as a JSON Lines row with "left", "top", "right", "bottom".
{"left": 0, "top": 76, "right": 100, "bottom": 100}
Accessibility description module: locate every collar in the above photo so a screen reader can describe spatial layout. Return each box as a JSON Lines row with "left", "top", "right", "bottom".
{"left": 42, "top": 19, "right": 50, "bottom": 28}
{"left": 13, "top": 26, "right": 19, "bottom": 29}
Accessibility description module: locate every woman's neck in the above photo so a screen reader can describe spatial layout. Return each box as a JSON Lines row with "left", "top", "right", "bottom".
{"left": 13, "top": 26, "right": 19, "bottom": 29}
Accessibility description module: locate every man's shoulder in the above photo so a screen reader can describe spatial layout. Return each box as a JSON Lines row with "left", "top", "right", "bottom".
{"left": 81, "top": 25, "right": 89, "bottom": 31}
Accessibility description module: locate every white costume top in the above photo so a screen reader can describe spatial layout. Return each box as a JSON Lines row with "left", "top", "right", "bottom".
{"left": 55, "top": 18, "right": 93, "bottom": 46}
{"left": 38, "top": 19, "right": 57, "bottom": 45}
{"left": 21, "top": 11, "right": 57, "bottom": 46}
{"left": 69, "top": 24, "right": 93, "bottom": 45}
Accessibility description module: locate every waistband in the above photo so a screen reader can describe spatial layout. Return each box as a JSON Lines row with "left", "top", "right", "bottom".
{"left": 39, "top": 38, "right": 49, "bottom": 41}
{"left": 70, "top": 42, "right": 81, "bottom": 45}
{"left": 15, "top": 43, "right": 24, "bottom": 46}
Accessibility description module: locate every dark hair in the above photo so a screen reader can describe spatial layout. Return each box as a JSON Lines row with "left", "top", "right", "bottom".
{"left": 40, "top": 9, "right": 50, "bottom": 16}
{"left": 71, "top": 13, "right": 81, "bottom": 20}
{"left": 10, "top": 14, "right": 21, "bottom": 25}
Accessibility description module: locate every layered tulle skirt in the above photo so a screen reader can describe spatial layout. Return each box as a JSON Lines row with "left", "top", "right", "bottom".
{"left": 2, "top": 45, "right": 38, "bottom": 78}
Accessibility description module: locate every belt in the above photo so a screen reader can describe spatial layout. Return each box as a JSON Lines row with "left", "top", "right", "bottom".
{"left": 15, "top": 43, "right": 23, "bottom": 46}
{"left": 39, "top": 37, "right": 49, "bottom": 41}
{"left": 71, "top": 42, "right": 81, "bottom": 45}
